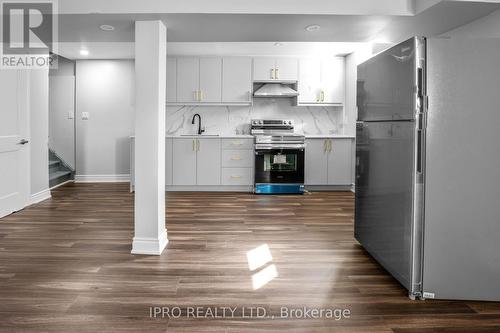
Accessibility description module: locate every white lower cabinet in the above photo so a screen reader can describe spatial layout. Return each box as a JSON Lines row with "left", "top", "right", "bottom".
{"left": 305, "top": 138, "right": 353, "bottom": 186}
{"left": 196, "top": 138, "right": 221, "bottom": 185}
{"left": 172, "top": 138, "right": 221, "bottom": 186}
{"left": 172, "top": 138, "right": 197, "bottom": 185}
{"left": 222, "top": 168, "right": 253, "bottom": 186}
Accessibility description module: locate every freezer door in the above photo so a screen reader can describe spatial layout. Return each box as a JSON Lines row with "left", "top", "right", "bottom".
{"left": 423, "top": 38, "right": 500, "bottom": 301}
{"left": 355, "top": 121, "right": 417, "bottom": 290}
{"left": 357, "top": 37, "right": 419, "bottom": 121}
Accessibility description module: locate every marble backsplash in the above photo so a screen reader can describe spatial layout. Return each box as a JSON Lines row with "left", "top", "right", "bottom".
{"left": 166, "top": 99, "right": 345, "bottom": 136}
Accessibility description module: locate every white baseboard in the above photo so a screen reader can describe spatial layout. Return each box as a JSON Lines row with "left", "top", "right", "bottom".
{"left": 75, "top": 174, "right": 130, "bottom": 183}
{"left": 30, "top": 189, "right": 51, "bottom": 205}
{"left": 131, "top": 231, "right": 168, "bottom": 255}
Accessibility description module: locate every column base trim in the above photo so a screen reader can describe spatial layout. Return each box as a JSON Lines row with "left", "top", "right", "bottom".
{"left": 131, "top": 230, "right": 168, "bottom": 255}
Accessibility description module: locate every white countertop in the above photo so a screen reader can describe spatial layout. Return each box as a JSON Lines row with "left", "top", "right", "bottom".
{"left": 131, "top": 134, "right": 354, "bottom": 139}
{"left": 305, "top": 135, "right": 355, "bottom": 139}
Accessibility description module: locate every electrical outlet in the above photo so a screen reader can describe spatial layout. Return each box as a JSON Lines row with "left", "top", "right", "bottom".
{"left": 81, "top": 112, "right": 89, "bottom": 120}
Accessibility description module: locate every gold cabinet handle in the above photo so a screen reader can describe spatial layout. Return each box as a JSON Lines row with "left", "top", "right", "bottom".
{"left": 231, "top": 141, "right": 243, "bottom": 146}
{"left": 197, "top": 139, "right": 200, "bottom": 151}
{"left": 321, "top": 91, "right": 325, "bottom": 102}
{"left": 323, "top": 139, "right": 328, "bottom": 153}
{"left": 230, "top": 175, "right": 242, "bottom": 179}
{"left": 275, "top": 68, "right": 280, "bottom": 80}
{"left": 199, "top": 90, "right": 204, "bottom": 101}
{"left": 329, "top": 139, "right": 333, "bottom": 152}
{"left": 271, "top": 69, "right": 275, "bottom": 80}
{"left": 231, "top": 155, "right": 242, "bottom": 161}
{"left": 192, "top": 139, "right": 195, "bottom": 151}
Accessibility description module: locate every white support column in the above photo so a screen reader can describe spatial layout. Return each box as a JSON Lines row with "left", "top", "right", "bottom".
{"left": 131, "top": 21, "right": 167, "bottom": 255}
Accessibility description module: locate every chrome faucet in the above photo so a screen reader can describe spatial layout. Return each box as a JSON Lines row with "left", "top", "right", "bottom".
{"left": 191, "top": 113, "right": 205, "bottom": 135}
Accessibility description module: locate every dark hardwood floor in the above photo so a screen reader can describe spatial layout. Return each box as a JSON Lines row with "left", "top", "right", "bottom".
{"left": 0, "top": 183, "right": 499, "bottom": 332}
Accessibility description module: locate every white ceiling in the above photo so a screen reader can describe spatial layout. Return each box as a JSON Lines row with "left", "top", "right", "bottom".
{"left": 57, "top": 0, "right": 415, "bottom": 16}
{"left": 55, "top": 0, "right": 500, "bottom": 59}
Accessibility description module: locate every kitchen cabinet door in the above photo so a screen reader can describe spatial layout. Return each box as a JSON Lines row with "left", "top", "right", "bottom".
{"left": 305, "top": 139, "right": 328, "bottom": 185}
{"left": 196, "top": 138, "right": 221, "bottom": 185}
{"left": 199, "top": 57, "right": 222, "bottom": 103}
{"left": 253, "top": 58, "right": 276, "bottom": 81}
{"left": 327, "top": 139, "right": 352, "bottom": 185}
{"left": 222, "top": 57, "right": 252, "bottom": 103}
{"left": 172, "top": 138, "right": 197, "bottom": 185}
{"left": 166, "top": 138, "right": 173, "bottom": 185}
{"left": 275, "top": 58, "right": 298, "bottom": 81}
{"left": 321, "top": 57, "right": 345, "bottom": 104}
{"left": 298, "top": 58, "right": 321, "bottom": 103}
{"left": 166, "top": 57, "right": 177, "bottom": 103}
{"left": 177, "top": 57, "right": 199, "bottom": 103}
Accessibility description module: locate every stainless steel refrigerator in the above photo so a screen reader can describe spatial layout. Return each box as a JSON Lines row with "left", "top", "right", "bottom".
{"left": 355, "top": 36, "right": 500, "bottom": 301}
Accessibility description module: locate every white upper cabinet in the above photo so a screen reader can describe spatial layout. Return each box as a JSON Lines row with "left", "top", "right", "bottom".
{"left": 298, "top": 58, "right": 321, "bottom": 103}
{"left": 275, "top": 58, "right": 298, "bottom": 81}
{"left": 298, "top": 57, "right": 345, "bottom": 105}
{"left": 321, "top": 57, "right": 345, "bottom": 105}
{"left": 253, "top": 57, "right": 298, "bottom": 82}
{"left": 222, "top": 57, "right": 252, "bottom": 103}
{"left": 253, "top": 57, "right": 276, "bottom": 81}
{"left": 177, "top": 57, "right": 199, "bottom": 104}
{"left": 166, "top": 58, "right": 177, "bottom": 103}
{"left": 199, "top": 57, "right": 222, "bottom": 103}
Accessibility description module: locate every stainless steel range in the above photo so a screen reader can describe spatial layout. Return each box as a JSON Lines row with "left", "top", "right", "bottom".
{"left": 251, "top": 119, "right": 305, "bottom": 194}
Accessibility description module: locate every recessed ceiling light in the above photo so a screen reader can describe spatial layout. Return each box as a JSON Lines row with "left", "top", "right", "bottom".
{"left": 274, "top": 42, "right": 283, "bottom": 47}
{"left": 99, "top": 24, "right": 115, "bottom": 31}
{"left": 80, "top": 49, "right": 89, "bottom": 56}
{"left": 305, "top": 24, "right": 321, "bottom": 32}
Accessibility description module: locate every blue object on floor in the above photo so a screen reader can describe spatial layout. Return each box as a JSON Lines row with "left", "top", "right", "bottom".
{"left": 255, "top": 184, "right": 305, "bottom": 194}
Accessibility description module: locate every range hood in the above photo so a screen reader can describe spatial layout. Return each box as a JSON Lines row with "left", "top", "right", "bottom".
{"left": 253, "top": 83, "right": 299, "bottom": 98}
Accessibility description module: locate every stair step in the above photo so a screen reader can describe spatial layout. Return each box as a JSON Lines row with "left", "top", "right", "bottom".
{"left": 49, "top": 170, "right": 71, "bottom": 181}
{"left": 49, "top": 160, "right": 60, "bottom": 166}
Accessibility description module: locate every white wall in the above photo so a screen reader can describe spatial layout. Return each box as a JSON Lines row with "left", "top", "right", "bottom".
{"left": 442, "top": 8, "right": 500, "bottom": 38}
{"left": 49, "top": 76, "right": 75, "bottom": 169}
{"left": 30, "top": 69, "right": 50, "bottom": 196}
{"left": 76, "top": 60, "right": 135, "bottom": 180}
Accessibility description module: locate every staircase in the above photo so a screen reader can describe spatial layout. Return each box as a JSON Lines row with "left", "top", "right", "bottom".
{"left": 49, "top": 150, "right": 74, "bottom": 188}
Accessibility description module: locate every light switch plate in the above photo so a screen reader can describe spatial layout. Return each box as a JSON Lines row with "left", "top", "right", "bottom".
{"left": 81, "top": 112, "right": 89, "bottom": 120}
{"left": 68, "top": 111, "right": 74, "bottom": 119}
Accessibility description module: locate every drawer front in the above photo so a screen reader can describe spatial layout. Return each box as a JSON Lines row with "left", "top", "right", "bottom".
{"left": 222, "top": 150, "right": 254, "bottom": 168}
{"left": 221, "top": 138, "right": 254, "bottom": 150}
{"left": 222, "top": 168, "right": 254, "bottom": 185}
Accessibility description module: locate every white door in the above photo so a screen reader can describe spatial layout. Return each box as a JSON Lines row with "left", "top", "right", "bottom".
{"left": 222, "top": 57, "right": 252, "bottom": 103}
{"left": 321, "top": 57, "right": 345, "bottom": 104}
{"left": 275, "top": 58, "right": 298, "bottom": 81}
{"left": 305, "top": 139, "right": 328, "bottom": 185}
{"left": 177, "top": 57, "right": 199, "bottom": 103}
{"left": 327, "top": 139, "right": 352, "bottom": 185}
{"left": 199, "top": 57, "right": 222, "bottom": 103}
{"left": 0, "top": 70, "right": 30, "bottom": 218}
{"left": 166, "top": 57, "right": 177, "bottom": 103}
{"left": 172, "top": 138, "right": 197, "bottom": 185}
{"left": 253, "top": 58, "right": 276, "bottom": 81}
{"left": 298, "top": 58, "right": 321, "bottom": 104}
{"left": 196, "top": 138, "right": 221, "bottom": 185}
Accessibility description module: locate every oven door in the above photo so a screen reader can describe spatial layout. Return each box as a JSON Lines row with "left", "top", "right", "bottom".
{"left": 254, "top": 147, "right": 305, "bottom": 185}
